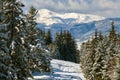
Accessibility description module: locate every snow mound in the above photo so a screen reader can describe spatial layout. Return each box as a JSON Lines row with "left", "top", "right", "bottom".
{"left": 31, "top": 59, "right": 86, "bottom": 80}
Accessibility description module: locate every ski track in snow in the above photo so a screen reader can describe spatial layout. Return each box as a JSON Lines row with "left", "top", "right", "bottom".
{"left": 31, "top": 59, "right": 85, "bottom": 80}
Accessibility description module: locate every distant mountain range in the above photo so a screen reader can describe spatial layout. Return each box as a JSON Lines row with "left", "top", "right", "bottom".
{"left": 36, "top": 9, "right": 120, "bottom": 42}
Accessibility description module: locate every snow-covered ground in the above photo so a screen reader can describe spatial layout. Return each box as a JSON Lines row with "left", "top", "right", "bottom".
{"left": 30, "top": 59, "right": 85, "bottom": 80}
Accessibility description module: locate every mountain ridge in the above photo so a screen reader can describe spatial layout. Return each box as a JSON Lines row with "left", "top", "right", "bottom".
{"left": 36, "top": 9, "right": 120, "bottom": 42}
{"left": 36, "top": 9, "right": 105, "bottom": 26}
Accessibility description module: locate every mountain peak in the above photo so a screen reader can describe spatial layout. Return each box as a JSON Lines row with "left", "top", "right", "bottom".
{"left": 36, "top": 9, "right": 105, "bottom": 25}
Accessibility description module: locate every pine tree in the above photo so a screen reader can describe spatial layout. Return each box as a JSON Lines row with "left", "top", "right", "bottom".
{"left": 52, "top": 46, "right": 60, "bottom": 59}
{"left": 79, "top": 22, "right": 120, "bottom": 80}
{"left": 24, "top": 6, "right": 39, "bottom": 72}
{"left": 54, "top": 30, "right": 78, "bottom": 63}
{"left": 24, "top": 6, "right": 51, "bottom": 73}
{"left": 3, "top": 0, "right": 33, "bottom": 79}
{"left": 80, "top": 41, "right": 93, "bottom": 79}
{"left": 0, "top": 1, "right": 52, "bottom": 79}
{"left": 0, "top": 1, "right": 15, "bottom": 79}
{"left": 98, "top": 31, "right": 104, "bottom": 41}
{"left": 113, "top": 49, "right": 120, "bottom": 80}
{"left": 44, "top": 29, "right": 52, "bottom": 46}
{"left": 109, "top": 21, "right": 116, "bottom": 41}
{"left": 0, "top": 0, "right": 33, "bottom": 79}
{"left": 55, "top": 31, "right": 64, "bottom": 60}
{"left": 91, "top": 29, "right": 98, "bottom": 46}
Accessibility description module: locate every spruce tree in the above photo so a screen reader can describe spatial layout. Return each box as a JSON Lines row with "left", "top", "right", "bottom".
{"left": 109, "top": 21, "right": 116, "bottom": 41}
{"left": 4, "top": 0, "right": 33, "bottom": 79}
{"left": 0, "top": 0, "right": 33, "bottom": 79}
{"left": 0, "top": 1, "right": 52, "bottom": 79}
{"left": 98, "top": 31, "right": 104, "bottom": 41}
{"left": 44, "top": 29, "right": 52, "bottom": 46}
{"left": 24, "top": 6, "right": 51, "bottom": 73}
{"left": 54, "top": 30, "right": 78, "bottom": 63}
{"left": 113, "top": 49, "right": 120, "bottom": 80}
{"left": 79, "top": 22, "right": 120, "bottom": 80}
{"left": 55, "top": 31, "right": 64, "bottom": 60}
{"left": 0, "top": 1, "right": 15, "bottom": 79}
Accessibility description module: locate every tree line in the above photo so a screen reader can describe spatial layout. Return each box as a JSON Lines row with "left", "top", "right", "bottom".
{"left": 44, "top": 29, "right": 79, "bottom": 63}
{"left": 79, "top": 22, "right": 120, "bottom": 80}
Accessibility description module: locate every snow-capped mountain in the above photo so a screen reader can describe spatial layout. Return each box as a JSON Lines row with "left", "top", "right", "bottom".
{"left": 36, "top": 9, "right": 105, "bottom": 26}
{"left": 36, "top": 9, "right": 120, "bottom": 42}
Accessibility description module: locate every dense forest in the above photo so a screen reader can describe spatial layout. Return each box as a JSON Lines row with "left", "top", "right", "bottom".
{"left": 79, "top": 22, "right": 120, "bottom": 80}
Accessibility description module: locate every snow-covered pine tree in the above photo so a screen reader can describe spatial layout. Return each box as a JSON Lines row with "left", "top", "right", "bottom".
{"left": 0, "top": 1, "right": 52, "bottom": 79}
{"left": 92, "top": 38, "right": 111, "bottom": 80}
{"left": 80, "top": 30, "right": 101, "bottom": 79}
{"left": 24, "top": 6, "right": 51, "bottom": 73}
{"left": 0, "top": 0, "right": 34, "bottom": 79}
{"left": 3, "top": 0, "right": 35, "bottom": 79}
{"left": 113, "top": 46, "right": 120, "bottom": 80}
{"left": 79, "top": 41, "right": 92, "bottom": 79}
{"left": 0, "top": 1, "right": 15, "bottom": 79}
{"left": 79, "top": 22, "right": 120, "bottom": 80}
{"left": 110, "top": 35, "right": 120, "bottom": 80}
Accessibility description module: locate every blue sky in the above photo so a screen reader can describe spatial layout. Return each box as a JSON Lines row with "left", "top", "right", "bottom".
{"left": 21, "top": 0, "right": 120, "bottom": 18}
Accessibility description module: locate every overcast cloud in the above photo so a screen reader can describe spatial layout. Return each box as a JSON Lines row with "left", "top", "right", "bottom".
{"left": 21, "top": 0, "right": 120, "bottom": 18}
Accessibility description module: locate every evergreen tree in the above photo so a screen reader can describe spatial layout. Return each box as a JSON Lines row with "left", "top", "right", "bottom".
{"left": 54, "top": 30, "right": 78, "bottom": 63}
{"left": 113, "top": 49, "right": 120, "bottom": 80}
{"left": 109, "top": 21, "right": 116, "bottom": 41}
{"left": 0, "top": 0, "right": 32, "bottom": 79}
{"left": 24, "top": 6, "right": 39, "bottom": 72}
{"left": 24, "top": 6, "right": 51, "bottom": 73}
{"left": 79, "top": 22, "right": 120, "bottom": 80}
{"left": 52, "top": 46, "right": 60, "bottom": 59}
{"left": 0, "top": 1, "right": 51, "bottom": 79}
{"left": 0, "top": 1, "right": 15, "bottom": 79}
{"left": 98, "top": 31, "right": 104, "bottom": 41}
{"left": 4, "top": 0, "right": 33, "bottom": 79}
{"left": 80, "top": 41, "right": 95, "bottom": 79}
{"left": 55, "top": 31, "right": 63, "bottom": 60}
{"left": 44, "top": 29, "right": 52, "bottom": 46}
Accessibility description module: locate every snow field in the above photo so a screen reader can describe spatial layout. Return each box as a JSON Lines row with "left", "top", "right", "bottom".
{"left": 31, "top": 59, "right": 86, "bottom": 80}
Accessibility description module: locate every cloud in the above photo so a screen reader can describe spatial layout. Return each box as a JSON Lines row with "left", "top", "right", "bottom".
{"left": 21, "top": 0, "right": 120, "bottom": 18}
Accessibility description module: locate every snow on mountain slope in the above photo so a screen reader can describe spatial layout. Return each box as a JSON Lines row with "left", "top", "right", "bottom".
{"left": 37, "top": 18, "right": 120, "bottom": 43}
{"left": 31, "top": 59, "right": 85, "bottom": 80}
{"left": 36, "top": 9, "right": 105, "bottom": 25}
{"left": 36, "top": 9, "right": 120, "bottom": 43}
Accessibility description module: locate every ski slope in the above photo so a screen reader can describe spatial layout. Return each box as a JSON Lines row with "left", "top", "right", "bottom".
{"left": 31, "top": 59, "right": 85, "bottom": 80}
